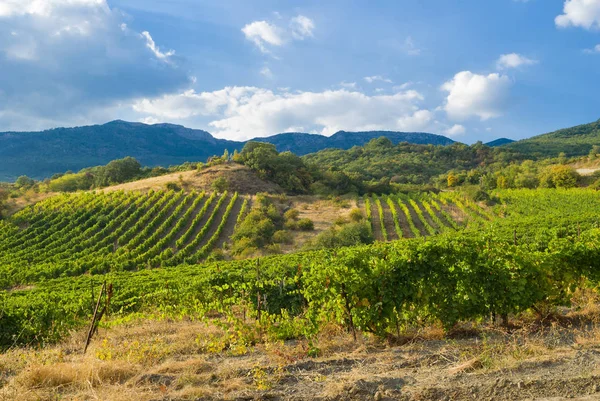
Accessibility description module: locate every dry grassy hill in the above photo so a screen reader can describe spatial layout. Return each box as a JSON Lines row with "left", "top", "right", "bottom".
{"left": 103, "top": 163, "right": 284, "bottom": 195}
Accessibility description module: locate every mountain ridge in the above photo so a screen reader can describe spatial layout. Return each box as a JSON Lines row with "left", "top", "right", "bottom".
{"left": 0, "top": 120, "right": 455, "bottom": 181}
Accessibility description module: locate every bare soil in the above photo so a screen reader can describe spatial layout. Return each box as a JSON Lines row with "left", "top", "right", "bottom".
{"left": 4, "top": 314, "right": 600, "bottom": 401}
{"left": 370, "top": 200, "right": 385, "bottom": 242}
{"left": 381, "top": 201, "right": 399, "bottom": 241}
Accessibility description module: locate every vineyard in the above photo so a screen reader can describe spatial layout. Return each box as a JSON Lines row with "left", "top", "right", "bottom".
{"left": 2, "top": 188, "right": 600, "bottom": 350}
{"left": 0, "top": 189, "right": 245, "bottom": 288}
{"left": 363, "top": 192, "right": 491, "bottom": 241}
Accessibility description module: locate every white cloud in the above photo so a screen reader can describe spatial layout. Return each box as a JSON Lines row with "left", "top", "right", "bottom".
{"left": 133, "top": 87, "right": 434, "bottom": 140}
{"left": 290, "top": 15, "right": 315, "bottom": 39}
{"left": 496, "top": 53, "right": 538, "bottom": 69}
{"left": 583, "top": 44, "right": 600, "bottom": 53}
{"left": 141, "top": 31, "right": 175, "bottom": 62}
{"left": 242, "top": 15, "right": 315, "bottom": 53}
{"left": 556, "top": 0, "right": 600, "bottom": 30}
{"left": 364, "top": 75, "right": 393, "bottom": 84}
{"left": 0, "top": 0, "right": 189, "bottom": 131}
{"left": 241, "top": 20, "right": 284, "bottom": 53}
{"left": 441, "top": 71, "right": 512, "bottom": 121}
{"left": 444, "top": 124, "right": 466, "bottom": 137}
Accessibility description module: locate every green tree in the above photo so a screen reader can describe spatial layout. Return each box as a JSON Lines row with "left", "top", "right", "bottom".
{"left": 15, "top": 176, "right": 35, "bottom": 189}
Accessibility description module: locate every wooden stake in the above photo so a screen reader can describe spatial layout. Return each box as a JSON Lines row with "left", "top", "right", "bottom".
{"left": 83, "top": 282, "right": 105, "bottom": 354}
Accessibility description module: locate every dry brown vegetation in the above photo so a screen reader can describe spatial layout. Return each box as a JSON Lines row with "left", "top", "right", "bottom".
{"left": 4, "top": 303, "right": 600, "bottom": 401}
{"left": 102, "top": 163, "right": 283, "bottom": 195}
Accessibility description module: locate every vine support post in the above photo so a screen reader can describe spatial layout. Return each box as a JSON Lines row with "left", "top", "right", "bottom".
{"left": 84, "top": 281, "right": 106, "bottom": 354}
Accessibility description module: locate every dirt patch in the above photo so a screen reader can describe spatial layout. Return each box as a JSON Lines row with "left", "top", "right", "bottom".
{"left": 102, "top": 163, "right": 283, "bottom": 195}
{"left": 283, "top": 196, "right": 353, "bottom": 251}
{"left": 5, "top": 317, "right": 600, "bottom": 401}
{"left": 370, "top": 199, "right": 385, "bottom": 242}
{"left": 381, "top": 201, "right": 399, "bottom": 241}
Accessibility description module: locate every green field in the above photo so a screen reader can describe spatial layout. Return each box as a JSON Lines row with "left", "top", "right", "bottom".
{"left": 2, "top": 188, "right": 600, "bottom": 349}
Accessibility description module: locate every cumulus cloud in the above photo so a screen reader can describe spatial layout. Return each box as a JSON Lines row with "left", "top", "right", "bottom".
{"left": 0, "top": 0, "right": 189, "bottom": 131}
{"left": 290, "top": 15, "right": 315, "bottom": 39}
{"left": 241, "top": 21, "right": 284, "bottom": 52}
{"left": 242, "top": 15, "right": 315, "bottom": 53}
{"left": 555, "top": 0, "right": 600, "bottom": 30}
{"left": 441, "top": 71, "right": 512, "bottom": 121}
{"left": 496, "top": 53, "right": 538, "bottom": 69}
{"left": 444, "top": 124, "right": 466, "bottom": 136}
{"left": 133, "top": 87, "right": 434, "bottom": 140}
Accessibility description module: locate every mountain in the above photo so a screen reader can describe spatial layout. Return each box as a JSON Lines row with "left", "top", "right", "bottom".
{"left": 0, "top": 121, "right": 454, "bottom": 181}
{"left": 485, "top": 138, "right": 515, "bottom": 147}
{"left": 259, "top": 130, "right": 455, "bottom": 155}
{"left": 505, "top": 119, "right": 600, "bottom": 157}
{"left": 0, "top": 120, "right": 243, "bottom": 181}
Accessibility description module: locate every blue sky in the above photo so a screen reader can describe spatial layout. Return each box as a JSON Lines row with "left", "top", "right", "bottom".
{"left": 1, "top": 0, "right": 600, "bottom": 143}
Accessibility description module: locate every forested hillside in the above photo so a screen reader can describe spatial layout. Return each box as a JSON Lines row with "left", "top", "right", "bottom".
{"left": 506, "top": 119, "right": 600, "bottom": 157}
{"left": 0, "top": 121, "right": 455, "bottom": 181}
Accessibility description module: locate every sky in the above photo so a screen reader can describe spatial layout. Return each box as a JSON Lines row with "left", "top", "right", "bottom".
{"left": 1, "top": 0, "right": 600, "bottom": 143}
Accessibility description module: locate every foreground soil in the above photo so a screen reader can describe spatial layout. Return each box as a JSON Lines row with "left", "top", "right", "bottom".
{"left": 2, "top": 312, "right": 600, "bottom": 401}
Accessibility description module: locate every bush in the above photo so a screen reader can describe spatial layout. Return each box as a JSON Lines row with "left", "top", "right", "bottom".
{"left": 284, "top": 209, "right": 300, "bottom": 221}
{"left": 349, "top": 208, "right": 364, "bottom": 222}
{"left": 212, "top": 177, "right": 230, "bottom": 192}
{"left": 165, "top": 182, "right": 182, "bottom": 191}
{"left": 297, "top": 218, "right": 314, "bottom": 231}
{"left": 273, "top": 230, "right": 294, "bottom": 245}
{"left": 305, "top": 222, "right": 374, "bottom": 250}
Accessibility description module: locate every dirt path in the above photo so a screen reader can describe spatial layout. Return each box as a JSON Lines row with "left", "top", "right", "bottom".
{"left": 214, "top": 195, "right": 245, "bottom": 250}
{"left": 415, "top": 201, "right": 439, "bottom": 232}
{"left": 396, "top": 200, "right": 414, "bottom": 239}
{"left": 406, "top": 201, "right": 428, "bottom": 236}
{"left": 381, "top": 201, "right": 399, "bottom": 241}
{"left": 370, "top": 199, "right": 385, "bottom": 242}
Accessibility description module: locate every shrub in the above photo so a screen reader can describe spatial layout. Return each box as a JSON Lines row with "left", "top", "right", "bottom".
{"left": 273, "top": 230, "right": 294, "bottom": 245}
{"left": 284, "top": 209, "right": 300, "bottom": 221}
{"left": 212, "top": 177, "right": 230, "bottom": 192}
{"left": 297, "top": 218, "right": 314, "bottom": 231}
{"left": 349, "top": 208, "right": 364, "bottom": 222}
{"left": 165, "top": 182, "right": 182, "bottom": 191}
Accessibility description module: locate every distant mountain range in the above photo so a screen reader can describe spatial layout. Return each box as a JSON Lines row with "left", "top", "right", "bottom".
{"left": 0, "top": 121, "right": 455, "bottom": 181}
{"left": 3, "top": 118, "right": 597, "bottom": 182}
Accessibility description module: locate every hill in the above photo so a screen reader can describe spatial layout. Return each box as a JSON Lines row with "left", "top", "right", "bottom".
{"left": 505, "top": 119, "right": 600, "bottom": 157}
{"left": 0, "top": 121, "right": 455, "bottom": 181}
{"left": 303, "top": 137, "right": 521, "bottom": 186}
{"left": 485, "top": 138, "right": 514, "bottom": 147}
{"left": 260, "top": 130, "right": 454, "bottom": 155}
{"left": 0, "top": 120, "right": 243, "bottom": 182}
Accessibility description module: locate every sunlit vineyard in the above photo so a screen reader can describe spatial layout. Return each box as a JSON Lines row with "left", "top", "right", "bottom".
{"left": 365, "top": 192, "right": 493, "bottom": 241}
{"left": 0, "top": 189, "right": 243, "bottom": 288}
{"left": 2, "top": 188, "right": 600, "bottom": 349}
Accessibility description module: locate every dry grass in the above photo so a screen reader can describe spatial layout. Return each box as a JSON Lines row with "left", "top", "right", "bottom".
{"left": 5, "top": 309, "right": 600, "bottom": 400}
{"left": 101, "top": 163, "right": 283, "bottom": 195}
{"left": 282, "top": 196, "right": 353, "bottom": 251}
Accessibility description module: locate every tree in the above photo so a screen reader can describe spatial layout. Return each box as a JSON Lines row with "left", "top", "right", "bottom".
{"left": 590, "top": 145, "right": 600, "bottom": 160}
{"left": 94, "top": 157, "right": 141, "bottom": 187}
{"left": 15, "top": 176, "right": 35, "bottom": 189}
{"left": 540, "top": 165, "right": 580, "bottom": 189}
